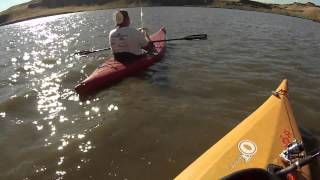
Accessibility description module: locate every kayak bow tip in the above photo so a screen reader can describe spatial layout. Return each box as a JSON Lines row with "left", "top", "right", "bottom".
{"left": 160, "top": 27, "right": 166, "bottom": 34}
{"left": 276, "top": 79, "right": 288, "bottom": 93}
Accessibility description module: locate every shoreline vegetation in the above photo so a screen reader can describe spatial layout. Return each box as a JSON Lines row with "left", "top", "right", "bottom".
{"left": 0, "top": 0, "right": 320, "bottom": 26}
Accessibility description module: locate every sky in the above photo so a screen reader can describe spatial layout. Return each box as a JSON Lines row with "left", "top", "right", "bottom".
{"left": 0, "top": 0, "right": 31, "bottom": 12}
{"left": 0, "top": 0, "right": 320, "bottom": 12}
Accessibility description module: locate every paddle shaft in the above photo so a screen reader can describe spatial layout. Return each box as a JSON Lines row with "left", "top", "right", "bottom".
{"left": 91, "top": 47, "right": 111, "bottom": 52}
{"left": 153, "top": 34, "right": 207, "bottom": 42}
{"left": 152, "top": 38, "right": 189, "bottom": 42}
{"left": 75, "top": 34, "right": 207, "bottom": 55}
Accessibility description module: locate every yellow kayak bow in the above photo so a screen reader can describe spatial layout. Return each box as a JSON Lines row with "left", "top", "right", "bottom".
{"left": 175, "top": 79, "right": 311, "bottom": 180}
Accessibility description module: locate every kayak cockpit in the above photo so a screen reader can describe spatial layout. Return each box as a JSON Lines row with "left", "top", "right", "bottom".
{"left": 222, "top": 168, "right": 280, "bottom": 180}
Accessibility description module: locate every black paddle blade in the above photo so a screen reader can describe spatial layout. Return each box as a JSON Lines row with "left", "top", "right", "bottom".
{"left": 184, "top": 34, "right": 208, "bottom": 40}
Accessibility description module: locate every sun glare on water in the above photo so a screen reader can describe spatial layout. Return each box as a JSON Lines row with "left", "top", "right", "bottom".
{"left": 2, "top": 12, "right": 122, "bottom": 179}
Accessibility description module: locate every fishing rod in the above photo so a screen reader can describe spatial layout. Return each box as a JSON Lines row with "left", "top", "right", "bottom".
{"left": 276, "top": 148, "right": 320, "bottom": 176}
{"left": 140, "top": 2, "right": 144, "bottom": 29}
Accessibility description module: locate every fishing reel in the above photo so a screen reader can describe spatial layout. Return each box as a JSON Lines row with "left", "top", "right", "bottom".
{"left": 280, "top": 140, "right": 306, "bottom": 164}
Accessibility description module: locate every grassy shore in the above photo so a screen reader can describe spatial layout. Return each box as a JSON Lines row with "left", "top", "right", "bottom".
{"left": 0, "top": 0, "right": 319, "bottom": 26}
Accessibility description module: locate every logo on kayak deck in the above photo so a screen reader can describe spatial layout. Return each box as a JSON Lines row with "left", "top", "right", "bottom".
{"left": 238, "top": 140, "right": 257, "bottom": 162}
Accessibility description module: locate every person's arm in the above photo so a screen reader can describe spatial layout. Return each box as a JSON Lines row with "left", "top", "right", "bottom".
{"left": 142, "top": 39, "right": 155, "bottom": 53}
{"left": 138, "top": 29, "right": 155, "bottom": 53}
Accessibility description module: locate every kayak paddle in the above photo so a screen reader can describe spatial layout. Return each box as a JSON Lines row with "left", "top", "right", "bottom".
{"left": 74, "top": 47, "right": 111, "bottom": 56}
{"left": 152, "top": 34, "right": 208, "bottom": 42}
{"left": 74, "top": 34, "right": 207, "bottom": 56}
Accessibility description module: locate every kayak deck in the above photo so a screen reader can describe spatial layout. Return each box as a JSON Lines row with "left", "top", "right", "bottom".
{"left": 75, "top": 27, "right": 166, "bottom": 95}
{"left": 175, "top": 79, "right": 311, "bottom": 180}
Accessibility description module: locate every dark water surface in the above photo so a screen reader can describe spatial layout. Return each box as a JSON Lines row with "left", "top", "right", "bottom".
{"left": 0, "top": 7, "right": 319, "bottom": 180}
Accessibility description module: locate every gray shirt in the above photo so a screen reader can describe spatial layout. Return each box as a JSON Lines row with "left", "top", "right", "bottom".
{"left": 109, "top": 27, "right": 149, "bottom": 55}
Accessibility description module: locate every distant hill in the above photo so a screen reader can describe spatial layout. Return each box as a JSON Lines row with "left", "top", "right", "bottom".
{"left": 210, "top": 0, "right": 320, "bottom": 22}
{"left": 0, "top": 0, "right": 214, "bottom": 25}
{"left": 0, "top": 0, "right": 319, "bottom": 26}
{"left": 5, "top": 0, "right": 213, "bottom": 10}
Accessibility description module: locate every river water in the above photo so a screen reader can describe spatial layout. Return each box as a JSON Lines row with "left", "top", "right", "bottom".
{"left": 0, "top": 7, "right": 319, "bottom": 180}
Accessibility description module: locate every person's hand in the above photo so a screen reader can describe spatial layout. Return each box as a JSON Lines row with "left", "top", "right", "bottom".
{"left": 138, "top": 28, "right": 152, "bottom": 42}
{"left": 137, "top": 27, "right": 149, "bottom": 33}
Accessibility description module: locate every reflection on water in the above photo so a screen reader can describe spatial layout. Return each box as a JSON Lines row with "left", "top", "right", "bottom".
{"left": 0, "top": 7, "right": 320, "bottom": 180}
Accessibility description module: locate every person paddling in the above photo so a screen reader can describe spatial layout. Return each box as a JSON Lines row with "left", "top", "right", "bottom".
{"left": 109, "top": 10, "right": 155, "bottom": 62}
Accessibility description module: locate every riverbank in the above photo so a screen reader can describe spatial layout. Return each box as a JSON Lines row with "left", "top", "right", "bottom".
{"left": 210, "top": 1, "right": 320, "bottom": 23}
{"left": 0, "top": 1, "right": 131, "bottom": 26}
{"left": 0, "top": 0, "right": 320, "bottom": 26}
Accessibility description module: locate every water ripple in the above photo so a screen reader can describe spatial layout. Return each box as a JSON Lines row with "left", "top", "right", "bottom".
{"left": 0, "top": 7, "right": 319, "bottom": 180}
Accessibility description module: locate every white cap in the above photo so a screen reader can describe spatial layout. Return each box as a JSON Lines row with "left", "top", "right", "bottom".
{"left": 114, "top": 10, "right": 124, "bottom": 25}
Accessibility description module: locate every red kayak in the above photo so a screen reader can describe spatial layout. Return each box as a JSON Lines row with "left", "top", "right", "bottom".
{"left": 75, "top": 27, "right": 166, "bottom": 95}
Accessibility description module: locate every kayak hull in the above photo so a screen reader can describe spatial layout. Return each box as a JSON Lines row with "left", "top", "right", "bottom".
{"left": 75, "top": 27, "right": 166, "bottom": 95}
{"left": 175, "top": 79, "right": 311, "bottom": 180}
